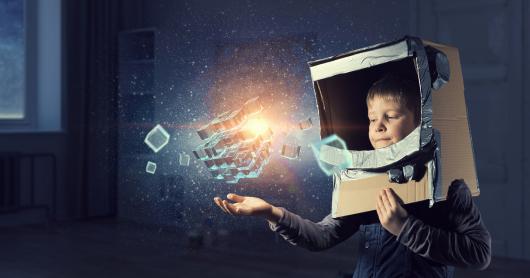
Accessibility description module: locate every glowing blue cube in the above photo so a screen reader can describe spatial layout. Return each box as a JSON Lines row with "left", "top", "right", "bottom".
{"left": 144, "top": 124, "right": 170, "bottom": 153}
{"left": 311, "top": 134, "right": 352, "bottom": 176}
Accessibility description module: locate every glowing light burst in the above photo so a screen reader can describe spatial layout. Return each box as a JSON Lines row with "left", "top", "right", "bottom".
{"left": 196, "top": 41, "right": 320, "bottom": 185}
{"left": 243, "top": 118, "right": 269, "bottom": 136}
{"left": 193, "top": 97, "right": 273, "bottom": 184}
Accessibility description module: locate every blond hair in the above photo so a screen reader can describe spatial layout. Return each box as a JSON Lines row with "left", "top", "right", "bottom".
{"left": 366, "top": 74, "right": 421, "bottom": 125}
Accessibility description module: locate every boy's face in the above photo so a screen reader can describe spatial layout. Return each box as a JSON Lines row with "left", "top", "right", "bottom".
{"left": 367, "top": 96, "right": 417, "bottom": 149}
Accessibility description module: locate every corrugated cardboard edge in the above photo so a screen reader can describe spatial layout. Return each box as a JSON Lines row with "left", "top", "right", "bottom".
{"left": 423, "top": 40, "right": 480, "bottom": 199}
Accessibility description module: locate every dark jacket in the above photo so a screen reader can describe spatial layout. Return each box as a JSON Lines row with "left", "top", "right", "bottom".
{"left": 268, "top": 179, "right": 491, "bottom": 277}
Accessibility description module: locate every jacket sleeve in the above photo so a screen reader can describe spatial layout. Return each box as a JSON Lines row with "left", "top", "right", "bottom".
{"left": 396, "top": 179, "right": 492, "bottom": 270}
{"left": 268, "top": 207, "right": 360, "bottom": 252}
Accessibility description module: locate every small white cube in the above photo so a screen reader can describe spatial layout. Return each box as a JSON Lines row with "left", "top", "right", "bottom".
{"left": 145, "top": 161, "right": 157, "bottom": 174}
{"left": 179, "top": 153, "right": 190, "bottom": 166}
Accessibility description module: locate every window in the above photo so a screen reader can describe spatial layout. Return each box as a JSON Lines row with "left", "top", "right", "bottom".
{"left": 0, "top": 0, "right": 26, "bottom": 120}
{"left": 0, "top": 0, "right": 62, "bottom": 131}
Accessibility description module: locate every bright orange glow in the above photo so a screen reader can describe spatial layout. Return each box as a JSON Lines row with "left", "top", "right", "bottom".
{"left": 244, "top": 118, "right": 269, "bottom": 136}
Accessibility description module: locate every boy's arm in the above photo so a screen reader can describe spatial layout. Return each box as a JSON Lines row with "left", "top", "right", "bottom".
{"left": 268, "top": 207, "right": 360, "bottom": 252}
{"left": 396, "top": 179, "right": 492, "bottom": 270}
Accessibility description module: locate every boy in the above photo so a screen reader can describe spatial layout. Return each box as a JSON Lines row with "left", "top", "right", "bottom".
{"left": 214, "top": 75, "right": 491, "bottom": 278}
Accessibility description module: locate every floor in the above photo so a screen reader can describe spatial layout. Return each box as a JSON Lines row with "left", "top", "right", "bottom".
{"left": 0, "top": 219, "right": 529, "bottom": 278}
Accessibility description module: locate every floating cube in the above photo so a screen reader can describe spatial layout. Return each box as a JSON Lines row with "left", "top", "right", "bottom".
{"left": 242, "top": 96, "right": 262, "bottom": 116}
{"left": 144, "top": 124, "right": 170, "bottom": 153}
{"left": 310, "top": 134, "right": 352, "bottom": 176}
{"left": 280, "top": 144, "right": 301, "bottom": 160}
{"left": 298, "top": 118, "right": 313, "bottom": 130}
{"left": 145, "top": 161, "right": 157, "bottom": 174}
{"left": 196, "top": 98, "right": 263, "bottom": 142}
{"left": 193, "top": 97, "right": 272, "bottom": 184}
{"left": 179, "top": 153, "right": 190, "bottom": 166}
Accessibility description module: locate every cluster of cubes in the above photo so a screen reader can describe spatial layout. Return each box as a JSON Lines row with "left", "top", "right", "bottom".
{"left": 193, "top": 97, "right": 273, "bottom": 184}
{"left": 144, "top": 124, "right": 191, "bottom": 175}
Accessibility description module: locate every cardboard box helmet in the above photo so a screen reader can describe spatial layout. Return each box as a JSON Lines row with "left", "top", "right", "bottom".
{"left": 308, "top": 36, "right": 479, "bottom": 218}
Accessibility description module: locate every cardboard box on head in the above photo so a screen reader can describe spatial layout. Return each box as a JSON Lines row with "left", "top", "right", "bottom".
{"left": 308, "top": 36, "right": 479, "bottom": 218}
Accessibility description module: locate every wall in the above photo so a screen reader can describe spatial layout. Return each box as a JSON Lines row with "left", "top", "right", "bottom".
{"left": 116, "top": 0, "right": 415, "bottom": 229}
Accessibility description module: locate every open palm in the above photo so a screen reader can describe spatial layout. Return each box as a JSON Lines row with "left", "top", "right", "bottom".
{"left": 214, "top": 194, "right": 272, "bottom": 217}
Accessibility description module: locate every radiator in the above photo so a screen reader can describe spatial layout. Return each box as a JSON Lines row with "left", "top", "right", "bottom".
{"left": 0, "top": 152, "right": 57, "bottom": 221}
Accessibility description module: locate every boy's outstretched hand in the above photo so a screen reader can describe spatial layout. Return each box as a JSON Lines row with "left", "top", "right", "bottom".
{"left": 214, "top": 194, "right": 284, "bottom": 224}
{"left": 376, "top": 188, "right": 409, "bottom": 236}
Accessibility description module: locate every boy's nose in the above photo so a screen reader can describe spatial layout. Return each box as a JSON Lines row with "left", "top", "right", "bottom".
{"left": 374, "top": 120, "right": 386, "bottom": 132}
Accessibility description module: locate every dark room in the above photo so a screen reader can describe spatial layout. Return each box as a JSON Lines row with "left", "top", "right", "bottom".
{"left": 0, "top": 0, "right": 529, "bottom": 277}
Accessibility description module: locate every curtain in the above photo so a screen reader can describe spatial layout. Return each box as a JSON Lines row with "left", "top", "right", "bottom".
{"left": 63, "top": 0, "right": 144, "bottom": 218}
